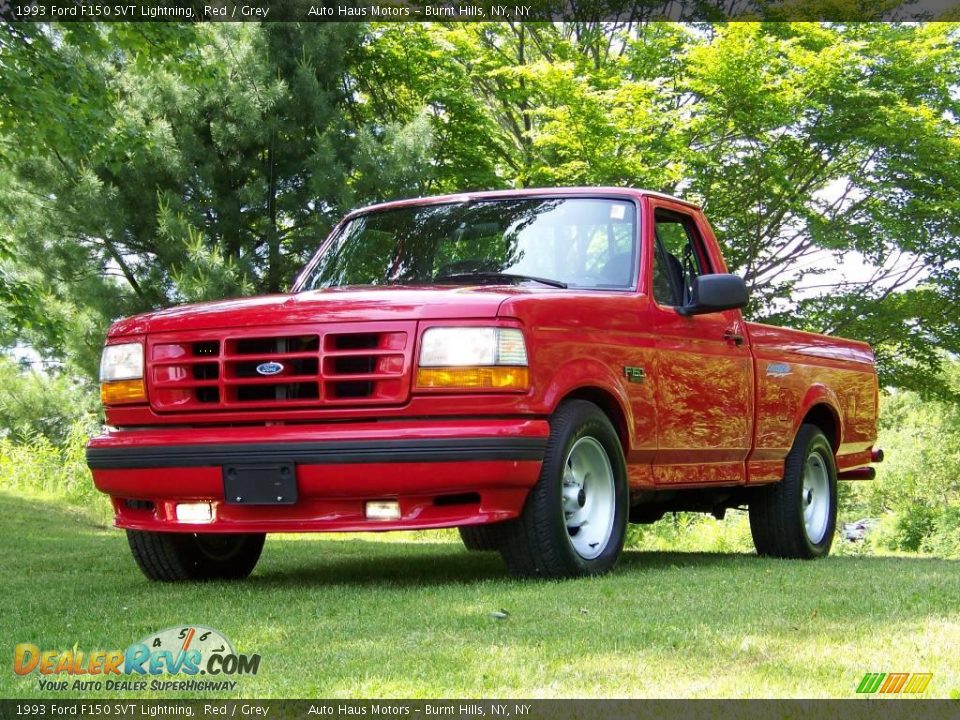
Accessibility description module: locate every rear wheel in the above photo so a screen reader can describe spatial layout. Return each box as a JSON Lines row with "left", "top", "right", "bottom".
{"left": 458, "top": 524, "right": 507, "bottom": 552}
{"left": 749, "top": 424, "right": 837, "bottom": 559}
{"left": 499, "top": 400, "right": 628, "bottom": 579}
{"left": 127, "top": 531, "right": 265, "bottom": 581}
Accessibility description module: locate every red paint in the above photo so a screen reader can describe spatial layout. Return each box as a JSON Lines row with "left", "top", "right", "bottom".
{"left": 90, "top": 187, "right": 879, "bottom": 534}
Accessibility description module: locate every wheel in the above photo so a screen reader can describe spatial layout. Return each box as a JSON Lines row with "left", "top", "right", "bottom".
{"left": 499, "top": 399, "right": 628, "bottom": 579}
{"left": 127, "top": 531, "right": 265, "bottom": 581}
{"left": 458, "top": 524, "right": 507, "bottom": 552}
{"left": 749, "top": 424, "right": 837, "bottom": 559}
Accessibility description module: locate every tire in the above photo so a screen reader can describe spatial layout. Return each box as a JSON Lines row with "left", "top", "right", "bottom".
{"left": 458, "top": 524, "right": 507, "bottom": 552}
{"left": 127, "top": 531, "right": 265, "bottom": 582}
{"left": 499, "top": 400, "right": 628, "bottom": 579}
{"left": 749, "top": 424, "right": 837, "bottom": 559}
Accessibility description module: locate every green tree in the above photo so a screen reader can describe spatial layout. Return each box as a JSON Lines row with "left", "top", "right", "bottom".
{"left": 0, "top": 22, "right": 435, "bottom": 378}
{"left": 0, "top": 357, "right": 98, "bottom": 445}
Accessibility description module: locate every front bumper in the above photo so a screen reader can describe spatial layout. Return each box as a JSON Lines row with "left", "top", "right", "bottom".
{"left": 86, "top": 419, "right": 548, "bottom": 533}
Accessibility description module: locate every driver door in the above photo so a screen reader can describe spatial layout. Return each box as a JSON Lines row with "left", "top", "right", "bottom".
{"left": 648, "top": 204, "right": 754, "bottom": 485}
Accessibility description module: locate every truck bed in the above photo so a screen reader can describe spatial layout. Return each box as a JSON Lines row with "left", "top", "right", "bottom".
{"left": 746, "top": 321, "right": 878, "bottom": 483}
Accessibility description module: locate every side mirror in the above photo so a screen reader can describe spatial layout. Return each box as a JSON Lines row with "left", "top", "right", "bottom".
{"left": 678, "top": 274, "right": 748, "bottom": 316}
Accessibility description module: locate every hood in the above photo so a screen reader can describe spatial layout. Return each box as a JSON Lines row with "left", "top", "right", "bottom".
{"left": 107, "top": 285, "right": 531, "bottom": 337}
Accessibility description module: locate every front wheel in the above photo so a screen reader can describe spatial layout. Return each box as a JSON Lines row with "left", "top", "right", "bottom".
{"left": 499, "top": 400, "right": 628, "bottom": 579}
{"left": 127, "top": 530, "right": 265, "bottom": 581}
{"left": 749, "top": 424, "right": 837, "bottom": 559}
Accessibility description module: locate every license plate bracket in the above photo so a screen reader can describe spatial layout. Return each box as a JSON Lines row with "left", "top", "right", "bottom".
{"left": 223, "top": 462, "right": 297, "bottom": 505}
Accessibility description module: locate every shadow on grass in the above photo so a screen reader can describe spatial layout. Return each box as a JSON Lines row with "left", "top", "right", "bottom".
{"left": 249, "top": 547, "right": 725, "bottom": 588}
{"left": 252, "top": 538, "right": 960, "bottom": 590}
{"left": 619, "top": 548, "right": 960, "bottom": 569}
{"left": 4, "top": 491, "right": 957, "bottom": 590}
{"left": 254, "top": 542, "right": 509, "bottom": 587}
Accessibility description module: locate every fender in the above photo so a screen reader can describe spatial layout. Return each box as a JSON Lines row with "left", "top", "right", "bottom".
{"left": 795, "top": 383, "right": 844, "bottom": 448}
{"left": 538, "top": 356, "right": 636, "bottom": 451}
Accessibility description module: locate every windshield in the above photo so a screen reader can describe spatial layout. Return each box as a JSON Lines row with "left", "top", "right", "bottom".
{"left": 297, "top": 197, "right": 638, "bottom": 291}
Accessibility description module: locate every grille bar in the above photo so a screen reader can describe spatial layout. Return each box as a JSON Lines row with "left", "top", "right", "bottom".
{"left": 322, "top": 348, "right": 405, "bottom": 356}
{"left": 152, "top": 379, "right": 220, "bottom": 388}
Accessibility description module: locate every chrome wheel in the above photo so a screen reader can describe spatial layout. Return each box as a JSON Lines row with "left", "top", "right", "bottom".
{"left": 562, "top": 436, "right": 616, "bottom": 560}
{"left": 499, "top": 400, "right": 627, "bottom": 578}
{"left": 802, "top": 453, "right": 830, "bottom": 545}
{"left": 749, "top": 424, "right": 837, "bottom": 560}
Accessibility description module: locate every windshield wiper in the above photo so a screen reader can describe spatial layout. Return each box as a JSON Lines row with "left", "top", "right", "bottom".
{"left": 434, "top": 271, "right": 568, "bottom": 289}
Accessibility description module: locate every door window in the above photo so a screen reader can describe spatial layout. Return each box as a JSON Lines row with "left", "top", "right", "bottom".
{"left": 651, "top": 210, "right": 711, "bottom": 307}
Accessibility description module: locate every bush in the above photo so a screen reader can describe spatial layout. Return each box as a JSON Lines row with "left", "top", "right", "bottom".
{"left": 626, "top": 511, "right": 754, "bottom": 553}
{"left": 841, "top": 363, "right": 960, "bottom": 558}
{"left": 0, "top": 418, "right": 111, "bottom": 526}
{"left": 888, "top": 504, "right": 938, "bottom": 552}
{"left": 0, "top": 358, "right": 99, "bottom": 445}
{"left": 921, "top": 507, "right": 960, "bottom": 557}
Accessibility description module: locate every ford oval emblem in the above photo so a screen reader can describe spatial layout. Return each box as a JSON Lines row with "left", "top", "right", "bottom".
{"left": 256, "top": 361, "right": 284, "bottom": 376}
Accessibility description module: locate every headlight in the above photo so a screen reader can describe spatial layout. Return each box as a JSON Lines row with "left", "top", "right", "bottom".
{"left": 417, "top": 327, "right": 528, "bottom": 390}
{"left": 99, "top": 342, "right": 146, "bottom": 405}
{"left": 100, "top": 342, "right": 144, "bottom": 381}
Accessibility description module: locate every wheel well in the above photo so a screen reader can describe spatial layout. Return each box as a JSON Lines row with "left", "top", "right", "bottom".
{"left": 802, "top": 404, "right": 840, "bottom": 451}
{"left": 562, "top": 387, "right": 629, "bottom": 450}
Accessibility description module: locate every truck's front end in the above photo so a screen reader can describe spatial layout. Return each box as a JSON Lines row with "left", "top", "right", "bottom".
{"left": 89, "top": 311, "right": 548, "bottom": 536}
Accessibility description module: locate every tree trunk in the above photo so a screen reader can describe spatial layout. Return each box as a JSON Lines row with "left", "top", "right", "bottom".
{"left": 266, "top": 132, "right": 280, "bottom": 293}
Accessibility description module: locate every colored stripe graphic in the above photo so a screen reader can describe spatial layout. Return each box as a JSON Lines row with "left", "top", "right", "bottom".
{"left": 857, "top": 673, "right": 886, "bottom": 693}
{"left": 856, "top": 672, "right": 932, "bottom": 694}
{"left": 880, "top": 673, "right": 910, "bottom": 693}
{"left": 903, "top": 673, "right": 933, "bottom": 694}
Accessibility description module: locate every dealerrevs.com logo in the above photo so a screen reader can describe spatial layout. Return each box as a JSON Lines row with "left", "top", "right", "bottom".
{"left": 14, "top": 626, "right": 260, "bottom": 692}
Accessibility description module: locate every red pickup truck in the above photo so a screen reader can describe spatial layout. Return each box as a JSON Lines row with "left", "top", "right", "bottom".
{"left": 87, "top": 188, "right": 880, "bottom": 581}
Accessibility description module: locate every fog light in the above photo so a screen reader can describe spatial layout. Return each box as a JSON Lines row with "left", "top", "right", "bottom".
{"left": 175, "top": 502, "right": 214, "bottom": 523}
{"left": 366, "top": 500, "right": 401, "bottom": 520}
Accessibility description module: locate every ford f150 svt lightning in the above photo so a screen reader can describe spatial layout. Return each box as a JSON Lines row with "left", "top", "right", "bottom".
{"left": 86, "top": 188, "right": 881, "bottom": 581}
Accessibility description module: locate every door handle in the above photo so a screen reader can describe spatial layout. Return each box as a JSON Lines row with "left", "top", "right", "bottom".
{"left": 723, "top": 329, "right": 744, "bottom": 346}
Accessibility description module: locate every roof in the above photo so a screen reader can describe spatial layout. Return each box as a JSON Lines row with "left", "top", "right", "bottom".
{"left": 345, "top": 187, "right": 701, "bottom": 218}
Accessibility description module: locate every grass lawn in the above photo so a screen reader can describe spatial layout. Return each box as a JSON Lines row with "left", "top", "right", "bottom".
{"left": 2, "top": 490, "right": 959, "bottom": 699}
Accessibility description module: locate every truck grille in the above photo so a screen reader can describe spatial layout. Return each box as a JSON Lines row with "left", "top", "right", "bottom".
{"left": 147, "top": 323, "right": 414, "bottom": 412}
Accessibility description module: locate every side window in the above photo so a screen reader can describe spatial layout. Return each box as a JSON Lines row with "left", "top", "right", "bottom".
{"left": 651, "top": 210, "right": 711, "bottom": 307}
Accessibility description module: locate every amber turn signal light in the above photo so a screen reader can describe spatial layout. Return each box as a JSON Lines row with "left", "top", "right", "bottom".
{"left": 416, "top": 367, "right": 529, "bottom": 391}
{"left": 100, "top": 379, "right": 146, "bottom": 405}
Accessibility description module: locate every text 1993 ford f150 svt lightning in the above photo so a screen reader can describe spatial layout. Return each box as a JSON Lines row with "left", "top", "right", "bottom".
{"left": 86, "top": 188, "right": 881, "bottom": 581}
